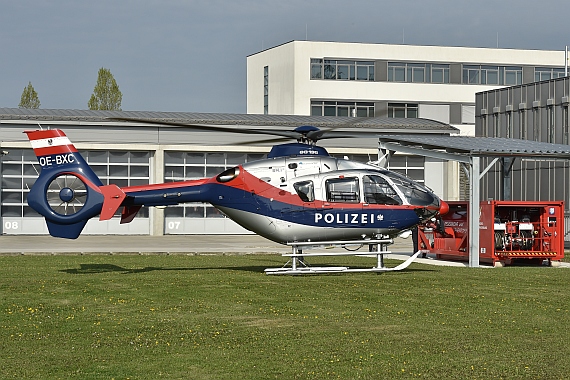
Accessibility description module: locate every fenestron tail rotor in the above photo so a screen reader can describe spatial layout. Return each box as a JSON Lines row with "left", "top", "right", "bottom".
{"left": 46, "top": 174, "right": 88, "bottom": 216}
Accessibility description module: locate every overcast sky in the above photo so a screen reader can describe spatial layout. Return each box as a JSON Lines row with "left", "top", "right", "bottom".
{"left": 2, "top": 0, "right": 569, "bottom": 114}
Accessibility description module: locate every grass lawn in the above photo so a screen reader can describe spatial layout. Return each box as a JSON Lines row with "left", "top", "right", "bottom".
{"left": 1, "top": 253, "right": 569, "bottom": 379}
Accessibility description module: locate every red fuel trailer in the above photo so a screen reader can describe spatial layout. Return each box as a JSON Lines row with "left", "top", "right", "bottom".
{"left": 418, "top": 201, "right": 564, "bottom": 266}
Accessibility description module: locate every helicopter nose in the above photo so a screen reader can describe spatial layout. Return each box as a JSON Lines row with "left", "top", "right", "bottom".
{"left": 439, "top": 200, "right": 449, "bottom": 216}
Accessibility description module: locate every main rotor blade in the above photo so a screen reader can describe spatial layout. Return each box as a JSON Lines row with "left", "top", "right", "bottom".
{"left": 231, "top": 136, "right": 296, "bottom": 146}
{"left": 109, "top": 115, "right": 450, "bottom": 143}
{"left": 109, "top": 117, "right": 300, "bottom": 139}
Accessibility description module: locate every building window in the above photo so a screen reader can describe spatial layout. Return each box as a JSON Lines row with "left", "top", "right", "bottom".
{"left": 484, "top": 66, "right": 500, "bottom": 85}
{"left": 431, "top": 64, "right": 450, "bottom": 83}
{"left": 493, "top": 112, "right": 500, "bottom": 137}
{"left": 387, "top": 155, "right": 425, "bottom": 183}
{"left": 388, "top": 62, "right": 406, "bottom": 82}
{"left": 311, "top": 100, "right": 374, "bottom": 117}
{"left": 534, "top": 67, "right": 565, "bottom": 82}
{"left": 310, "top": 59, "right": 322, "bottom": 79}
{"left": 462, "top": 65, "right": 522, "bottom": 85}
{"left": 388, "top": 103, "right": 418, "bottom": 118}
{"left": 504, "top": 67, "right": 523, "bottom": 85}
{"left": 387, "top": 62, "right": 450, "bottom": 84}
{"left": 263, "top": 66, "right": 268, "bottom": 114}
{"left": 310, "top": 59, "right": 374, "bottom": 81}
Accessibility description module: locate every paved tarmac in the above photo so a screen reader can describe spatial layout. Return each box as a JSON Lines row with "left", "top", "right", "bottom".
{"left": 0, "top": 234, "right": 466, "bottom": 266}
{"left": 1, "top": 234, "right": 567, "bottom": 268}
{"left": 0, "top": 234, "right": 415, "bottom": 255}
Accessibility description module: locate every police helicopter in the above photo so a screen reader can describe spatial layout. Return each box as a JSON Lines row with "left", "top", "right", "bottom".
{"left": 24, "top": 117, "right": 450, "bottom": 274}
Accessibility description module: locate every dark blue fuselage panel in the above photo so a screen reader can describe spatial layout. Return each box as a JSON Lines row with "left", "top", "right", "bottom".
{"left": 267, "top": 143, "right": 329, "bottom": 158}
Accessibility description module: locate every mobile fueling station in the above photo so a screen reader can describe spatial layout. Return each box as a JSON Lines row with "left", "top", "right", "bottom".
{"left": 376, "top": 134, "right": 570, "bottom": 267}
{"left": 417, "top": 200, "right": 564, "bottom": 267}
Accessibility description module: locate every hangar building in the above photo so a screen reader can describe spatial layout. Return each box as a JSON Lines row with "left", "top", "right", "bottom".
{"left": 0, "top": 110, "right": 455, "bottom": 236}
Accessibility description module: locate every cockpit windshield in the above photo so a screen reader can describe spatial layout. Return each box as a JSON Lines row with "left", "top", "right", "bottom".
{"left": 381, "top": 170, "right": 438, "bottom": 207}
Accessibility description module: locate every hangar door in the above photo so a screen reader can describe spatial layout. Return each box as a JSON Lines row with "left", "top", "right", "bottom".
{"left": 0, "top": 149, "right": 151, "bottom": 235}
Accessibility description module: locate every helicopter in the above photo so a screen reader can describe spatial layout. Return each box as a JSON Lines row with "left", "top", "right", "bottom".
{"left": 24, "top": 118, "right": 450, "bottom": 273}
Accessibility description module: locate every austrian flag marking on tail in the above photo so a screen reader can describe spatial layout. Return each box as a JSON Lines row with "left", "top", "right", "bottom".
{"left": 29, "top": 136, "right": 72, "bottom": 149}
{"left": 25, "top": 130, "right": 78, "bottom": 157}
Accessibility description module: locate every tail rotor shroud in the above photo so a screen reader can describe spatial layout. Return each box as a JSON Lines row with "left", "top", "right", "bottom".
{"left": 46, "top": 173, "right": 88, "bottom": 216}
{"left": 24, "top": 128, "right": 107, "bottom": 238}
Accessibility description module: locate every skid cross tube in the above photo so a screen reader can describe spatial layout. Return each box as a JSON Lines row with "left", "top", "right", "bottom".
{"left": 264, "top": 238, "right": 421, "bottom": 275}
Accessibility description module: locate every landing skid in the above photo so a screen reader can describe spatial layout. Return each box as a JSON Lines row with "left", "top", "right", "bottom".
{"left": 264, "top": 238, "right": 421, "bottom": 275}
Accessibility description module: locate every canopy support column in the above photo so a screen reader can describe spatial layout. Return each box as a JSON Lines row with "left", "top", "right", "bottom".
{"left": 469, "top": 157, "right": 480, "bottom": 268}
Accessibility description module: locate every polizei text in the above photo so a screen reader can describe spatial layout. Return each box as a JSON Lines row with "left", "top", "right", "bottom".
{"left": 314, "top": 212, "right": 384, "bottom": 225}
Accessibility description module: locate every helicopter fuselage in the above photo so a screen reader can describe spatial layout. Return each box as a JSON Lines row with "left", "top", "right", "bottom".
{"left": 121, "top": 154, "right": 443, "bottom": 244}
{"left": 25, "top": 129, "right": 448, "bottom": 242}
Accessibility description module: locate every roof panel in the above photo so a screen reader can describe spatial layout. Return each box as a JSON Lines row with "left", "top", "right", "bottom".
{"left": 377, "top": 134, "right": 570, "bottom": 158}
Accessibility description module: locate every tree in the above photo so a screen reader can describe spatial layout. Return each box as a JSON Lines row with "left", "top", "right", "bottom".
{"left": 88, "top": 67, "right": 122, "bottom": 110}
{"left": 19, "top": 82, "right": 41, "bottom": 109}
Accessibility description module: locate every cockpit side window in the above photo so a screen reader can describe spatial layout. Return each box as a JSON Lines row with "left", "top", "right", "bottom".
{"left": 326, "top": 177, "right": 359, "bottom": 203}
{"left": 363, "top": 175, "right": 402, "bottom": 205}
{"left": 293, "top": 180, "right": 315, "bottom": 202}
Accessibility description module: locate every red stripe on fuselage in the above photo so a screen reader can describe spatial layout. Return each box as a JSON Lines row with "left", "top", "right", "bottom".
{"left": 122, "top": 178, "right": 210, "bottom": 194}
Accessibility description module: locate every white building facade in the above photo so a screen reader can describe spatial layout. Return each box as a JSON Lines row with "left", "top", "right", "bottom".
{"left": 247, "top": 41, "right": 567, "bottom": 202}
{"left": 247, "top": 41, "right": 566, "bottom": 137}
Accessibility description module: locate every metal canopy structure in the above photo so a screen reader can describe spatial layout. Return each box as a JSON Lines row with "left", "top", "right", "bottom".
{"left": 376, "top": 134, "right": 570, "bottom": 267}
